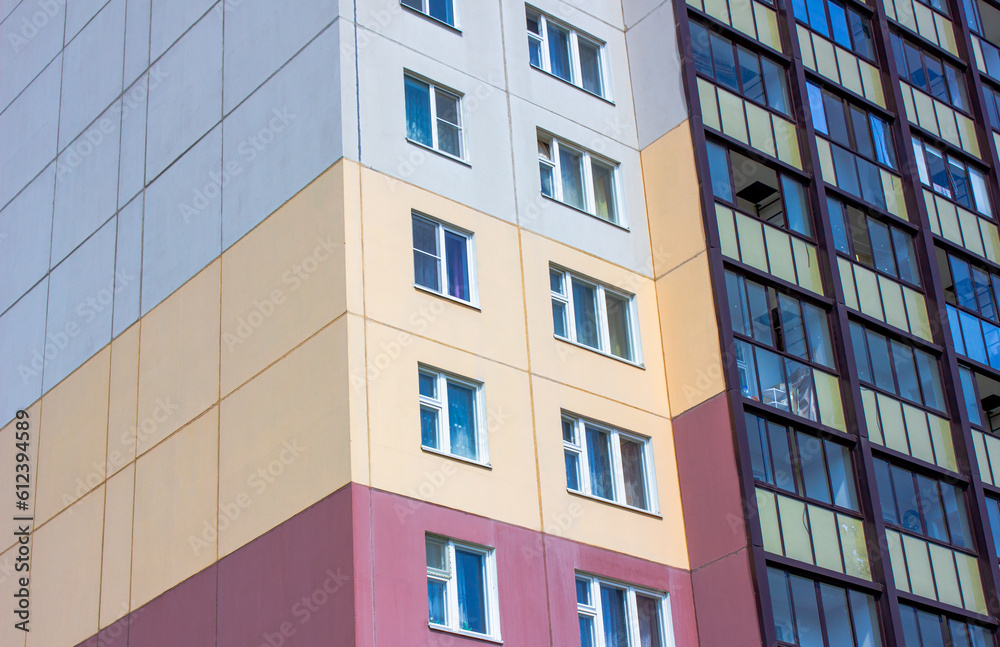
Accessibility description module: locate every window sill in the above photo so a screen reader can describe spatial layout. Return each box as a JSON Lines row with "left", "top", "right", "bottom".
{"left": 406, "top": 137, "right": 472, "bottom": 167}
{"left": 421, "top": 445, "right": 492, "bottom": 470}
{"left": 528, "top": 64, "right": 615, "bottom": 105}
{"left": 540, "top": 193, "right": 629, "bottom": 231}
{"left": 567, "top": 489, "right": 662, "bottom": 518}
{"left": 414, "top": 284, "right": 481, "bottom": 311}
{"left": 400, "top": 4, "right": 462, "bottom": 33}
{"left": 554, "top": 335, "right": 644, "bottom": 369}
{"left": 429, "top": 624, "right": 502, "bottom": 644}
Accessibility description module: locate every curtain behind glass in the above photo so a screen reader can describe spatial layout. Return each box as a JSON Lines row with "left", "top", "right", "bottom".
{"left": 405, "top": 77, "right": 433, "bottom": 146}
{"left": 547, "top": 23, "right": 572, "bottom": 80}
{"left": 455, "top": 549, "right": 486, "bottom": 634}
{"left": 620, "top": 438, "right": 647, "bottom": 510}
{"left": 586, "top": 425, "right": 614, "bottom": 500}
{"left": 600, "top": 585, "right": 629, "bottom": 647}
{"left": 572, "top": 280, "right": 599, "bottom": 348}
{"left": 592, "top": 162, "right": 616, "bottom": 223}
{"left": 578, "top": 40, "right": 602, "bottom": 95}
{"left": 448, "top": 382, "right": 477, "bottom": 460}
{"left": 560, "top": 147, "right": 585, "bottom": 210}
{"left": 636, "top": 594, "right": 662, "bottom": 647}
{"left": 605, "top": 292, "right": 631, "bottom": 359}
{"left": 445, "top": 231, "right": 470, "bottom": 300}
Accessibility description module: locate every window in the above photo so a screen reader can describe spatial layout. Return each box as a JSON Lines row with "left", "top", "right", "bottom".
{"left": 890, "top": 34, "right": 968, "bottom": 111}
{"left": 849, "top": 322, "right": 946, "bottom": 412}
{"left": 768, "top": 568, "right": 882, "bottom": 647}
{"left": 874, "top": 459, "right": 973, "bottom": 548}
{"left": 983, "top": 84, "right": 1000, "bottom": 130}
{"left": 538, "top": 133, "right": 622, "bottom": 224}
{"left": 705, "top": 142, "right": 812, "bottom": 236}
{"left": 791, "top": 0, "right": 874, "bottom": 58}
{"left": 746, "top": 412, "right": 859, "bottom": 509}
{"left": 912, "top": 137, "right": 992, "bottom": 217}
{"left": 575, "top": 574, "right": 669, "bottom": 647}
{"left": 986, "top": 496, "right": 1000, "bottom": 558}
{"left": 941, "top": 251, "right": 1000, "bottom": 322}
{"left": 405, "top": 74, "right": 464, "bottom": 159}
{"left": 412, "top": 213, "right": 476, "bottom": 303}
{"left": 689, "top": 21, "right": 791, "bottom": 115}
{"left": 562, "top": 413, "right": 657, "bottom": 512}
{"left": 807, "top": 83, "right": 896, "bottom": 169}
{"left": 900, "top": 604, "right": 992, "bottom": 647}
{"left": 726, "top": 271, "right": 836, "bottom": 369}
{"left": 550, "top": 267, "right": 640, "bottom": 362}
{"left": 828, "top": 197, "right": 921, "bottom": 286}
{"left": 419, "top": 367, "right": 487, "bottom": 463}
{"left": 402, "top": 0, "right": 455, "bottom": 27}
{"left": 527, "top": 9, "right": 608, "bottom": 98}
{"left": 955, "top": 365, "right": 1000, "bottom": 432}
{"left": 426, "top": 535, "right": 499, "bottom": 638}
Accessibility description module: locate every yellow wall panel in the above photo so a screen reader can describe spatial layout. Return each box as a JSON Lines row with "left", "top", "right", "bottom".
{"left": 221, "top": 163, "right": 348, "bottom": 397}
{"left": 99, "top": 463, "right": 134, "bottom": 628}
{"left": 218, "top": 318, "right": 351, "bottom": 557}
{"left": 106, "top": 323, "right": 139, "bottom": 478}
{"left": 0, "top": 402, "right": 40, "bottom": 554}
{"left": 131, "top": 407, "right": 219, "bottom": 608}
{"left": 136, "top": 261, "right": 221, "bottom": 455}
{"left": 34, "top": 347, "right": 110, "bottom": 525}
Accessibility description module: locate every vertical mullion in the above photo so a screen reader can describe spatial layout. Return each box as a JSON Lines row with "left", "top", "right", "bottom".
{"left": 570, "top": 30, "right": 581, "bottom": 86}
{"left": 439, "top": 374, "right": 450, "bottom": 454}
{"left": 447, "top": 542, "right": 459, "bottom": 629}
{"left": 580, "top": 419, "right": 593, "bottom": 496}
{"left": 583, "top": 152, "right": 595, "bottom": 215}
{"left": 596, "top": 284, "right": 610, "bottom": 354}
{"left": 610, "top": 428, "right": 624, "bottom": 504}
{"left": 553, "top": 139, "right": 564, "bottom": 203}
{"left": 540, "top": 15, "right": 550, "bottom": 73}
{"left": 429, "top": 85, "right": 439, "bottom": 150}
{"left": 566, "top": 272, "right": 578, "bottom": 343}
{"left": 437, "top": 223, "right": 447, "bottom": 295}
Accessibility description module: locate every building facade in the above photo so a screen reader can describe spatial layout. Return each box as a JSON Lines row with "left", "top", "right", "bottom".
{"left": 2, "top": 0, "right": 1000, "bottom": 645}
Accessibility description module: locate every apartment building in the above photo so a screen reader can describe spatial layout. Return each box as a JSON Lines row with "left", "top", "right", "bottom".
{"left": 4, "top": 0, "right": 1000, "bottom": 645}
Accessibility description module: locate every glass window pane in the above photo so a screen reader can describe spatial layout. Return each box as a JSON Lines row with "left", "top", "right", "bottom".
{"left": 428, "top": 579, "right": 447, "bottom": 625}
{"left": 871, "top": 115, "right": 896, "bottom": 167}
{"left": 419, "top": 372, "right": 436, "bottom": 398}
{"left": 757, "top": 348, "right": 789, "bottom": 412}
{"left": 768, "top": 569, "right": 796, "bottom": 643}
{"left": 427, "top": 0, "right": 453, "bottom": 24}
{"left": 952, "top": 256, "right": 977, "bottom": 310}
{"left": 926, "top": 146, "right": 951, "bottom": 197}
{"left": 782, "top": 176, "right": 812, "bottom": 236}
{"left": 421, "top": 406, "right": 439, "bottom": 449}
{"left": 891, "top": 228, "right": 919, "bottom": 285}
{"left": 572, "top": 279, "right": 600, "bottom": 349}
{"left": 959, "top": 366, "right": 982, "bottom": 426}
{"left": 738, "top": 47, "right": 765, "bottom": 103}
{"left": 726, "top": 271, "right": 750, "bottom": 337}
{"left": 402, "top": 0, "right": 421, "bottom": 10}
{"left": 914, "top": 350, "right": 945, "bottom": 412}
{"left": 785, "top": 357, "right": 817, "bottom": 420}
{"left": 829, "top": 0, "right": 851, "bottom": 48}
{"left": 560, "top": 146, "right": 586, "bottom": 210}
{"left": 413, "top": 211, "right": 441, "bottom": 289}
{"left": 850, "top": 323, "right": 872, "bottom": 383}
{"left": 736, "top": 340, "right": 760, "bottom": 400}
{"left": 848, "top": 9, "right": 872, "bottom": 58}
{"left": 528, "top": 36, "right": 542, "bottom": 69}
{"left": 586, "top": 424, "right": 614, "bottom": 500}
{"left": 824, "top": 93, "right": 851, "bottom": 147}
{"left": 405, "top": 76, "right": 433, "bottom": 146}
{"left": 426, "top": 537, "right": 448, "bottom": 571}
{"left": 563, "top": 418, "right": 576, "bottom": 443}
{"left": 891, "top": 466, "right": 922, "bottom": 534}
{"left": 820, "top": 584, "right": 853, "bottom": 647}
{"left": 807, "top": 83, "right": 828, "bottom": 134}
{"left": 550, "top": 269, "right": 565, "bottom": 294}
{"left": 874, "top": 459, "right": 898, "bottom": 524}
{"left": 455, "top": 549, "right": 487, "bottom": 634}
{"left": 548, "top": 23, "right": 572, "bottom": 81}
{"left": 789, "top": 575, "right": 824, "bottom": 647}
{"left": 690, "top": 22, "right": 714, "bottom": 77}
{"left": 747, "top": 413, "right": 774, "bottom": 484}
{"left": 926, "top": 56, "right": 948, "bottom": 102}
{"left": 797, "top": 432, "right": 832, "bottom": 503}
{"left": 599, "top": 585, "right": 629, "bottom": 647}
{"left": 826, "top": 441, "right": 859, "bottom": 510}
{"left": 747, "top": 280, "right": 773, "bottom": 346}
{"left": 447, "top": 382, "right": 478, "bottom": 460}
{"left": 849, "top": 590, "right": 881, "bottom": 647}
{"left": 941, "top": 484, "right": 972, "bottom": 548}
{"left": 707, "top": 142, "right": 733, "bottom": 202}
{"left": 620, "top": 437, "right": 648, "bottom": 509}
{"left": 553, "top": 301, "right": 568, "bottom": 338}
{"left": 444, "top": 230, "right": 470, "bottom": 301}
{"left": 986, "top": 498, "right": 1000, "bottom": 558}
{"left": 437, "top": 121, "right": 462, "bottom": 157}
{"left": 850, "top": 106, "right": 875, "bottom": 160}
{"left": 891, "top": 341, "right": 922, "bottom": 404}
{"left": 565, "top": 451, "right": 581, "bottom": 491}
{"left": 778, "top": 294, "right": 807, "bottom": 359}
{"left": 806, "top": 0, "right": 830, "bottom": 35}
{"left": 970, "top": 168, "right": 991, "bottom": 216}
{"left": 802, "top": 303, "right": 834, "bottom": 369}
{"left": 865, "top": 330, "right": 895, "bottom": 391}
{"left": 973, "top": 267, "right": 995, "bottom": 320}
{"left": 867, "top": 219, "right": 896, "bottom": 276}
{"left": 579, "top": 40, "right": 603, "bottom": 95}
{"left": 576, "top": 578, "right": 591, "bottom": 605}
{"left": 579, "top": 615, "right": 596, "bottom": 647}
{"left": 637, "top": 594, "right": 663, "bottom": 647}
{"left": 761, "top": 59, "right": 790, "bottom": 114}
{"left": 917, "top": 609, "right": 947, "bottom": 647}
{"left": 591, "top": 160, "right": 617, "bottom": 223}
{"left": 769, "top": 421, "right": 796, "bottom": 492}
{"left": 900, "top": 605, "right": 922, "bottom": 646}
{"left": 710, "top": 33, "right": 739, "bottom": 90}
{"left": 916, "top": 475, "right": 948, "bottom": 541}
{"left": 949, "top": 158, "right": 972, "bottom": 208}
{"left": 828, "top": 198, "right": 850, "bottom": 253}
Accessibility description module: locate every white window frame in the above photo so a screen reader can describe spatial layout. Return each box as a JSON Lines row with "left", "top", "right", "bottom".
{"left": 404, "top": 73, "right": 466, "bottom": 161}
{"left": 401, "top": 0, "right": 459, "bottom": 28}
{"left": 418, "top": 365, "right": 489, "bottom": 465}
{"left": 526, "top": 7, "right": 611, "bottom": 100}
{"left": 562, "top": 413, "right": 659, "bottom": 514}
{"left": 575, "top": 573, "right": 674, "bottom": 647}
{"left": 550, "top": 266, "right": 642, "bottom": 364}
{"left": 412, "top": 212, "right": 479, "bottom": 306}
{"left": 426, "top": 534, "right": 501, "bottom": 640}
{"left": 538, "top": 132, "right": 624, "bottom": 226}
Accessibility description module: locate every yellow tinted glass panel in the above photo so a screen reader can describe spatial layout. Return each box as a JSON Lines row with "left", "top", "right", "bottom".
{"left": 838, "top": 514, "right": 870, "bottom": 580}
{"left": 814, "top": 38, "right": 839, "bottom": 82}
{"left": 903, "top": 287, "right": 932, "bottom": 341}
{"left": 861, "top": 387, "right": 883, "bottom": 444}
{"left": 935, "top": 14, "right": 958, "bottom": 55}
{"left": 814, "top": 370, "right": 846, "bottom": 432}
{"left": 839, "top": 259, "right": 859, "bottom": 310}
{"left": 902, "top": 403, "right": 935, "bottom": 464}
{"left": 936, "top": 197, "right": 962, "bottom": 243}
{"left": 793, "top": 240, "right": 823, "bottom": 294}
{"left": 754, "top": 4, "right": 782, "bottom": 50}
{"left": 927, "top": 415, "right": 957, "bottom": 473}
{"left": 777, "top": 494, "right": 814, "bottom": 564}
{"left": 765, "top": 225, "right": 795, "bottom": 282}
{"left": 885, "top": 530, "right": 910, "bottom": 591}
{"left": 987, "top": 435, "right": 1000, "bottom": 485}
{"left": 956, "top": 551, "right": 988, "bottom": 613}
{"left": 878, "top": 276, "right": 908, "bottom": 331}
{"left": 719, "top": 90, "right": 749, "bottom": 143}
{"left": 798, "top": 26, "right": 816, "bottom": 70}
{"left": 730, "top": 0, "right": 756, "bottom": 39}
{"left": 959, "top": 208, "right": 986, "bottom": 256}
{"left": 928, "top": 544, "right": 962, "bottom": 607}
{"left": 704, "top": 0, "right": 731, "bottom": 24}
{"left": 698, "top": 80, "right": 721, "bottom": 132}
{"left": 877, "top": 393, "right": 909, "bottom": 454}
{"left": 736, "top": 213, "right": 768, "bottom": 270}
{"left": 853, "top": 266, "right": 884, "bottom": 320}
{"left": 836, "top": 47, "right": 863, "bottom": 96}
{"left": 756, "top": 488, "right": 783, "bottom": 554}
{"left": 860, "top": 61, "right": 885, "bottom": 107}
{"left": 772, "top": 117, "right": 801, "bottom": 169}
{"left": 901, "top": 535, "right": 936, "bottom": 599}
{"left": 973, "top": 431, "right": 993, "bottom": 484}
{"left": 746, "top": 103, "right": 776, "bottom": 157}
{"left": 979, "top": 220, "right": 1000, "bottom": 264}
{"left": 899, "top": 84, "right": 915, "bottom": 121}
{"left": 912, "top": 91, "right": 938, "bottom": 133}
{"left": 717, "top": 204, "right": 739, "bottom": 259}
{"left": 809, "top": 506, "right": 843, "bottom": 572}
